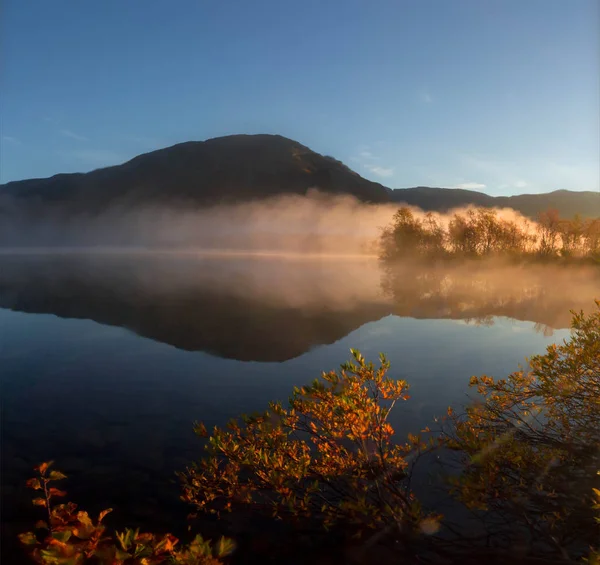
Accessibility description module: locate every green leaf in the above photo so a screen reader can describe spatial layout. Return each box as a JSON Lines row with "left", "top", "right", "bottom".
{"left": 116, "top": 528, "right": 136, "bottom": 551}
{"left": 49, "top": 470, "right": 68, "bottom": 481}
{"left": 52, "top": 530, "right": 72, "bottom": 543}
{"left": 115, "top": 548, "right": 132, "bottom": 560}
{"left": 214, "top": 536, "right": 236, "bottom": 557}
{"left": 18, "top": 531, "right": 38, "bottom": 546}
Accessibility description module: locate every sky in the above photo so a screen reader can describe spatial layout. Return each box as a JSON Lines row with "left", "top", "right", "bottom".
{"left": 1, "top": 0, "right": 599, "bottom": 195}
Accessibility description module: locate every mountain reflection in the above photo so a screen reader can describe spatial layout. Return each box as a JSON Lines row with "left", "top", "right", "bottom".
{"left": 0, "top": 252, "right": 389, "bottom": 362}
{"left": 0, "top": 252, "right": 597, "bottom": 361}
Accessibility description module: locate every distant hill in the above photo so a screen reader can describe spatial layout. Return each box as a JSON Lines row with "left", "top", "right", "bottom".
{"left": 391, "top": 186, "right": 600, "bottom": 218}
{"left": 1, "top": 134, "right": 598, "bottom": 223}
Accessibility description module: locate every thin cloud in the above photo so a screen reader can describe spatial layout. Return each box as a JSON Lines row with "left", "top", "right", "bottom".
{"left": 2, "top": 135, "right": 22, "bottom": 146}
{"left": 454, "top": 182, "right": 486, "bottom": 190}
{"left": 420, "top": 91, "right": 433, "bottom": 104}
{"left": 354, "top": 145, "right": 394, "bottom": 179}
{"left": 459, "top": 153, "right": 599, "bottom": 193}
{"left": 367, "top": 165, "right": 394, "bottom": 178}
{"left": 60, "top": 129, "right": 88, "bottom": 142}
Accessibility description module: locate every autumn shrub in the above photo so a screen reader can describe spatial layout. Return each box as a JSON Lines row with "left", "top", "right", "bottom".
{"left": 19, "top": 461, "right": 234, "bottom": 565}
{"left": 445, "top": 301, "right": 600, "bottom": 559}
{"left": 180, "top": 350, "right": 440, "bottom": 541}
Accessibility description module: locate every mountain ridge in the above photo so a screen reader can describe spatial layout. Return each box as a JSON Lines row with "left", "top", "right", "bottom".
{"left": 1, "top": 134, "right": 599, "bottom": 220}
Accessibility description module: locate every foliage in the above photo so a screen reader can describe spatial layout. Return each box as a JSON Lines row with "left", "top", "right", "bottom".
{"left": 20, "top": 461, "right": 234, "bottom": 565}
{"left": 588, "top": 476, "right": 600, "bottom": 564}
{"left": 19, "top": 304, "right": 600, "bottom": 562}
{"left": 180, "top": 350, "right": 440, "bottom": 540}
{"left": 379, "top": 206, "right": 600, "bottom": 262}
{"left": 445, "top": 301, "right": 600, "bottom": 558}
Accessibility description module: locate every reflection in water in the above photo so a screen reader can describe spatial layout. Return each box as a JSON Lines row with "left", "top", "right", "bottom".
{"left": 381, "top": 259, "right": 600, "bottom": 333}
{"left": 1, "top": 251, "right": 595, "bottom": 561}
{"left": 0, "top": 252, "right": 389, "bottom": 362}
{"left": 0, "top": 252, "right": 597, "bottom": 361}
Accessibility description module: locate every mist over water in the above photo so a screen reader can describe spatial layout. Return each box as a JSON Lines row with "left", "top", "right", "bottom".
{"left": 0, "top": 247, "right": 598, "bottom": 362}
{"left": 0, "top": 191, "right": 538, "bottom": 251}
{"left": 1, "top": 190, "right": 597, "bottom": 360}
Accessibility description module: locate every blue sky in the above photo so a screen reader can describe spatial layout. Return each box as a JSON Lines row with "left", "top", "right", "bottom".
{"left": 1, "top": 0, "right": 598, "bottom": 195}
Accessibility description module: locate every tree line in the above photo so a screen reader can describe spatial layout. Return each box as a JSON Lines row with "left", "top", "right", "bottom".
{"left": 379, "top": 206, "right": 600, "bottom": 262}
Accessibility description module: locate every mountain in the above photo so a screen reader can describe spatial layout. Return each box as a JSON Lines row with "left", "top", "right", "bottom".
{"left": 390, "top": 186, "right": 600, "bottom": 218}
{"left": 1, "top": 134, "right": 598, "bottom": 222}
{"left": 0, "top": 134, "right": 391, "bottom": 214}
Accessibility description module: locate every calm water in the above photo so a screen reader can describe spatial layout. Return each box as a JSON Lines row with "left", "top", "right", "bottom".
{"left": 2, "top": 252, "right": 594, "bottom": 560}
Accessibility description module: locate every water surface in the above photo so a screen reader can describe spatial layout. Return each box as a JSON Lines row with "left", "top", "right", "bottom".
{"left": 2, "top": 252, "right": 593, "bottom": 559}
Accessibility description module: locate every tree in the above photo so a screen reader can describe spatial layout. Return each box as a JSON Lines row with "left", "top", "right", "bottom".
{"left": 537, "top": 208, "right": 561, "bottom": 256}
{"left": 446, "top": 301, "right": 600, "bottom": 559}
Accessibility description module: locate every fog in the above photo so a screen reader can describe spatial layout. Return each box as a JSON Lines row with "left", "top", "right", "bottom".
{"left": 1, "top": 247, "right": 598, "bottom": 338}
{"left": 1, "top": 191, "right": 597, "bottom": 342}
{"left": 0, "top": 190, "right": 537, "bottom": 252}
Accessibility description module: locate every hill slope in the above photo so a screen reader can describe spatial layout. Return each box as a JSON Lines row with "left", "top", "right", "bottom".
{"left": 0, "top": 134, "right": 391, "bottom": 213}
{"left": 1, "top": 134, "right": 598, "bottom": 221}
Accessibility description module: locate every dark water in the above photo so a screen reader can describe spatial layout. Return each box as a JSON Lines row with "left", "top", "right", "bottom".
{"left": 1, "top": 252, "right": 595, "bottom": 561}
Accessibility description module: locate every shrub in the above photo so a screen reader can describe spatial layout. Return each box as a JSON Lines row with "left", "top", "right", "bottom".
{"left": 180, "top": 350, "right": 440, "bottom": 540}
{"left": 446, "top": 301, "right": 600, "bottom": 558}
{"left": 20, "top": 461, "right": 234, "bottom": 565}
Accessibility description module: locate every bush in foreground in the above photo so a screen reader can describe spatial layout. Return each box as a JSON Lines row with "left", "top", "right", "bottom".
{"left": 180, "top": 350, "right": 440, "bottom": 539}
{"left": 19, "top": 462, "right": 234, "bottom": 565}
{"left": 20, "top": 303, "right": 600, "bottom": 563}
{"left": 446, "top": 300, "right": 600, "bottom": 558}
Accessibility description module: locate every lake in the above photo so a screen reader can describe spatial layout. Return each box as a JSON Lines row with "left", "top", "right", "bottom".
{"left": 1, "top": 251, "right": 596, "bottom": 561}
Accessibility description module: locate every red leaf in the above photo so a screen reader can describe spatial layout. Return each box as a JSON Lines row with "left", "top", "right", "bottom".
{"left": 49, "top": 488, "right": 67, "bottom": 498}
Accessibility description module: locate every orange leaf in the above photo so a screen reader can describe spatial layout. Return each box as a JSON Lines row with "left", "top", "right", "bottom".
{"left": 32, "top": 498, "right": 47, "bottom": 507}
{"left": 26, "top": 478, "right": 42, "bottom": 490}
{"left": 98, "top": 508, "right": 113, "bottom": 522}
{"left": 38, "top": 461, "right": 53, "bottom": 475}
{"left": 49, "top": 488, "right": 67, "bottom": 498}
{"left": 19, "top": 532, "right": 38, "bottom": 546}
